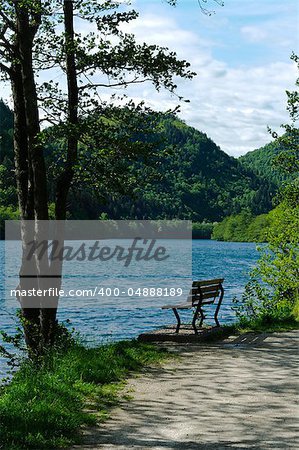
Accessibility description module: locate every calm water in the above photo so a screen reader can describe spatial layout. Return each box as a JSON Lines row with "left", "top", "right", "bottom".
{"left": 0, "top": 240, "right": 259, "bottom": 376}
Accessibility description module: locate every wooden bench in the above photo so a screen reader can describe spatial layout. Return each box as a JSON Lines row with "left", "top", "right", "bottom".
{"left": 162, "top": 278, "right": 224, "bottom": 334}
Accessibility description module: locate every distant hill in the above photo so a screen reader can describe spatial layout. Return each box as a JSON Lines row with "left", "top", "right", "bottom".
{"left": 0, "top": 100, "right": 279, "bottom": 222}
{"left": 100, "top": 117, "right": 276, "bottom": 221}
{"left": 239, "top": 141, "right": 288, "bottom": 187}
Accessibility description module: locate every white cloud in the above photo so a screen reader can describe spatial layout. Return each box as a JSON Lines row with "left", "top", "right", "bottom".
{"left": 121, "top": 13, "right": 200, "bottom": 50}
{"left": 241, "top": 18, "right": 295, "bottom": 49}
{"left": 241, "top": 26, "right": 268, "bottom": 43}
{"left": 118, "top": 12, "right": 297, "bottom": 156}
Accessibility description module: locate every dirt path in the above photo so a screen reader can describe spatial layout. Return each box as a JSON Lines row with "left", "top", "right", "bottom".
{"left": 73, "top": 331, "right": 299, "bottom": 450}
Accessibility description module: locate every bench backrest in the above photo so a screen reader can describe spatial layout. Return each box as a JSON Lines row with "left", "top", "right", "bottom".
{"left": 187, "top": 278, "right": 224, "bottom": 306}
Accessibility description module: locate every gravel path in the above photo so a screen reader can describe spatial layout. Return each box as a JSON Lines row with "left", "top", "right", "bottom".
{"left": 72, "top": 331, "right": 299, "bottom": 450}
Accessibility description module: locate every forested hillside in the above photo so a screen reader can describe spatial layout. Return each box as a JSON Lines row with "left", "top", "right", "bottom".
{"left": 239, "top": 141, "right": 289, "bottom": 186}
{"left": 99, "top": 117, "right": 276, "bottom": 221}
{"left": 0, "top": 99, "right": 278, "bottom": 224}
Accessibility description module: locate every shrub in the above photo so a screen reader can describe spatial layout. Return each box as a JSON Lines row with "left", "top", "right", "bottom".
{"left": 233, "top": 203, "right": 299, "bottom": 324}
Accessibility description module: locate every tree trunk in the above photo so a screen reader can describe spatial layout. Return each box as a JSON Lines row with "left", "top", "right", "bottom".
{"left": 55, "top": 0, "right": 78, "bottom": 221}
{"left": 9, "top": 1, "right": 79, "bottom": 353}
{"left": 13, "top": 3, "right": 58, "bottom": 353}
{"left": 11, "top": 61, "right": 41, "bottom": 355}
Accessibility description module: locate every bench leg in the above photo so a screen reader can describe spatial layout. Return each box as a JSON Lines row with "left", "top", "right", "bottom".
{"left": 214, "top": 286, "right": 224, "bottom": 327}
{"left": 172, "top": 308, "right": 181, "bottom": 333}
{"left": 192, "top": 306, "right": 204, "bottom": 334}
{"left": 199, "top": 309, "right": 204, "bottom": 327}
{"left": 192, "top": 318, "right": 198, "bottom": 335}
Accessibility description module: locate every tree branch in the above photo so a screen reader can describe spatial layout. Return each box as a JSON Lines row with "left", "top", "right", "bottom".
{"left": 0, "top": 9, "right": 16, "bottom": 32}
{"left": 0, "top": 59, "right": 11, "bottom": 74}
{"left": 78, "top": 77, "right": 153, "bottom": 91}
{"left": 0, "top": 30, "right": 15, "bottom": 53}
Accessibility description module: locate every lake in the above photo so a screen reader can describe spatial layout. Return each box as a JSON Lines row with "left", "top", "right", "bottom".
{"left": 0, "top": 239, "right": 259, "bottom": 377}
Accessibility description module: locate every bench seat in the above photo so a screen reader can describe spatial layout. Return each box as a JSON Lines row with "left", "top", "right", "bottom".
{"left": 162, "top": 302, "right": 195, "bottom": 310}
{"left": 162, "top": 278, "right": 224, "bottom": 334}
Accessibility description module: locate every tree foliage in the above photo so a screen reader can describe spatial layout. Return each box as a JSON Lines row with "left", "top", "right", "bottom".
{"left": 234, "top": 203, "right": 299, "bottom": 323}
{"left": 212, "top": 210, "right": 271, "bottom": 243}
{"left": 272, "top": 53, "right": 299, "bottom": 177}
{"left": 235, "top": 54, "right": 299, "bottom": 325}
{"left": 239, "top": 141, "right": 290, "bottom": 187}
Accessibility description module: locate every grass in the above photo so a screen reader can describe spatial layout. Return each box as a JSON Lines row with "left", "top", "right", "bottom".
{"left": 0, "top": 339, "right": 170, "bottom": 449}
{"left": 234, "top": 304, "right": 299, "bottom": 334}
{"left": 232, "top": 295, "right": 299, "bottom": 334}
{"left": 235, "top": 317, "right": 299, "bottom": 333}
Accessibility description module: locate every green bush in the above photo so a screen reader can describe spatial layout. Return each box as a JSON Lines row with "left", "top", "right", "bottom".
{"left": 233, "top": 203, "right": 299, "bottom": 325}
{"left": 212, "top": 210, "right": 272, "bottom": 242}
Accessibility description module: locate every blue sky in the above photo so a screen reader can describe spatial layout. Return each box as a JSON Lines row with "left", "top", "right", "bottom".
{"left": 173, "top": 0, "right": 297, "bottom": 66}
{"left": 120, "top": 0, "right": 298, "bottom": 155}
{"left": 0, "top": 0, "right": 298, "bottom": 156}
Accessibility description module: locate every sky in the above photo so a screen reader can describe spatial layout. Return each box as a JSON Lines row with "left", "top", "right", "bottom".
{"left": 121, "top": 0, "right": 299, "bottom": 156}
{"left": 0, "top": 0, "right": 298, "bottom": 156}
